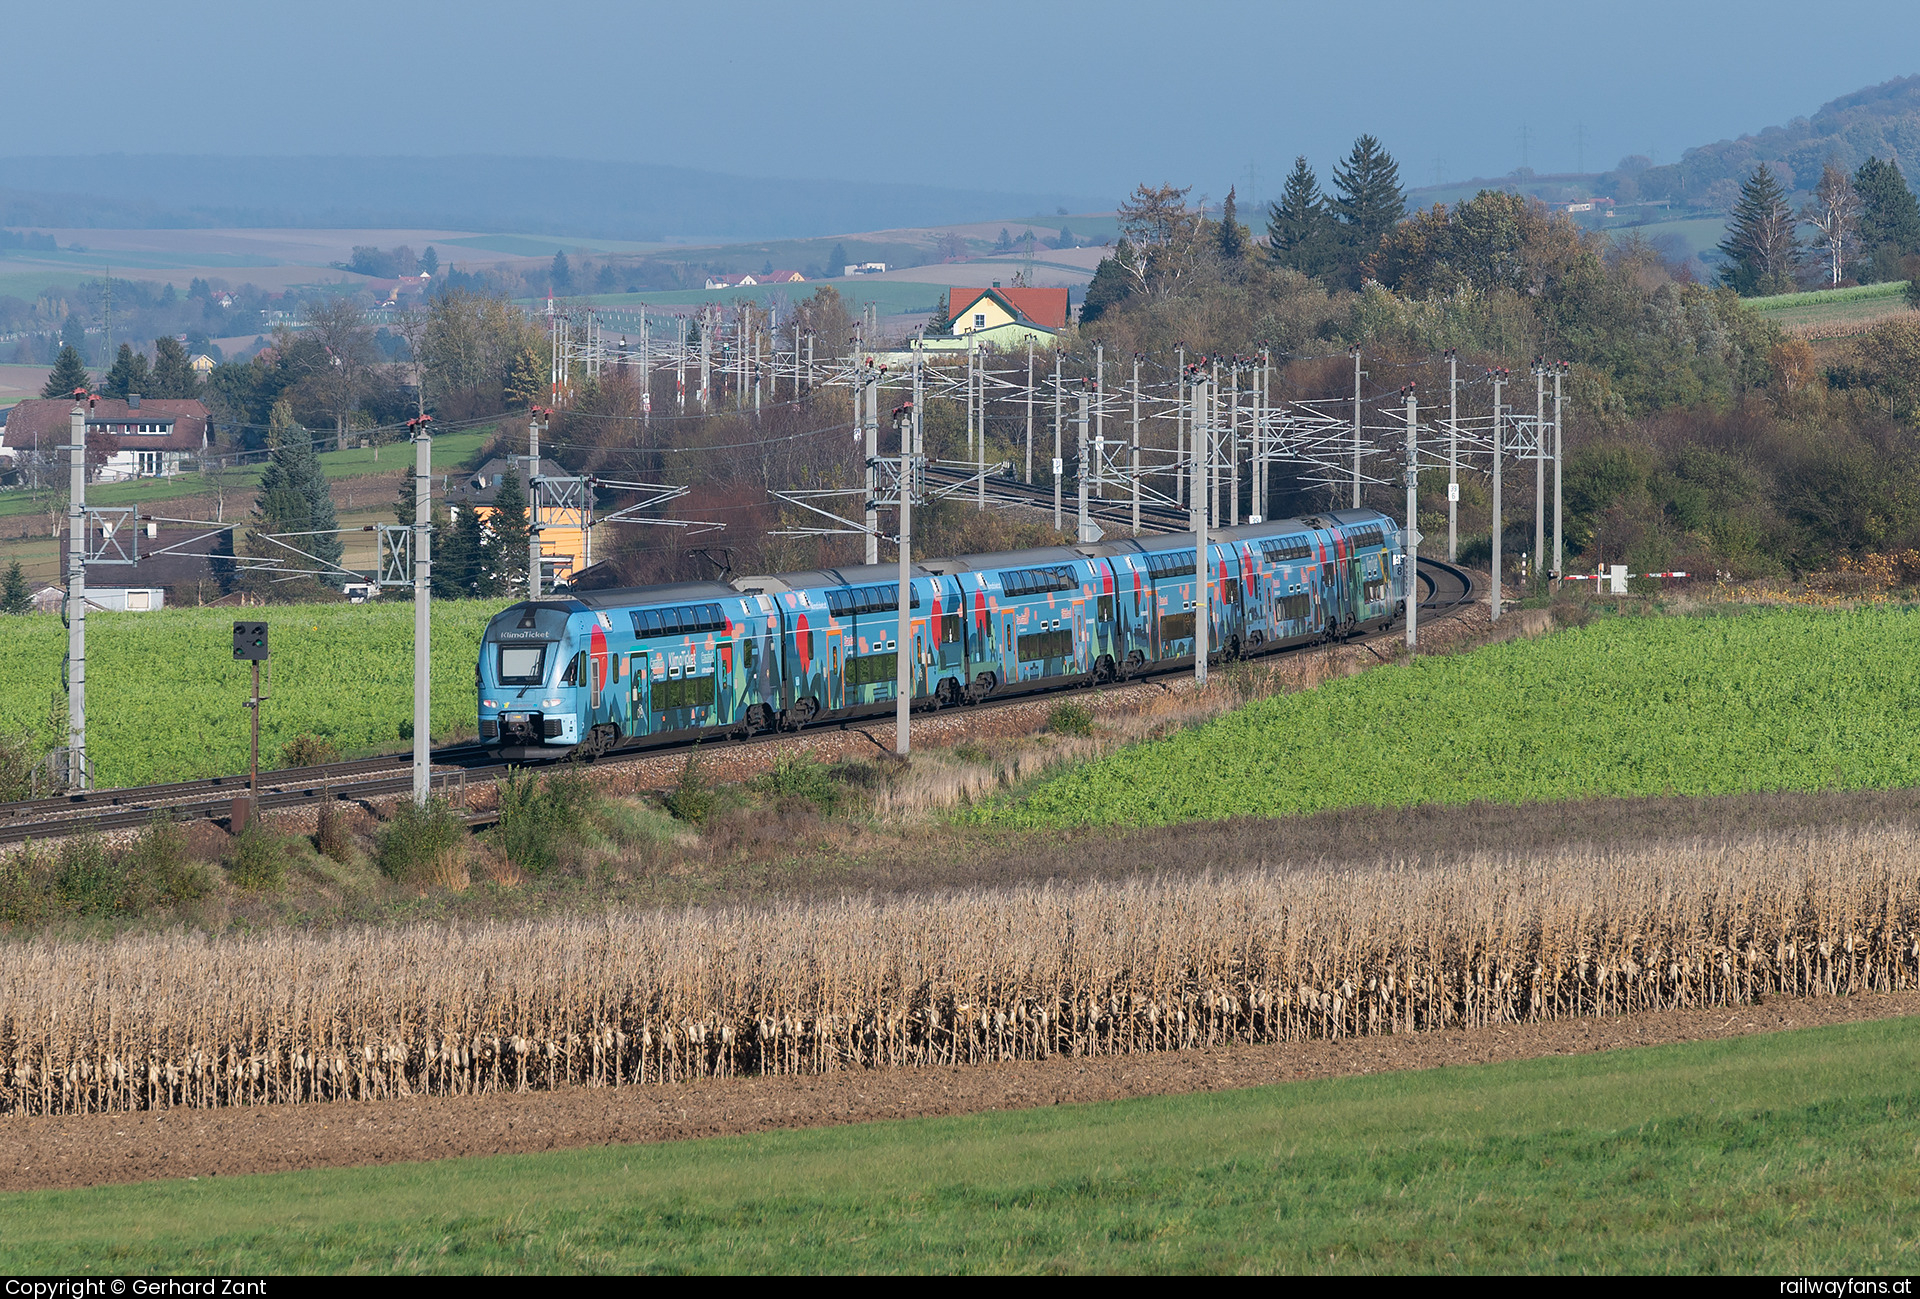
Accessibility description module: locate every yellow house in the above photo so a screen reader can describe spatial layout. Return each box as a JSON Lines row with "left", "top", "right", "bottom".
{"left": 947, "top": 285, "right": 1069, "bottom": 339}
{"left": 447, "top": 456, "right": 592, "bottom": 587}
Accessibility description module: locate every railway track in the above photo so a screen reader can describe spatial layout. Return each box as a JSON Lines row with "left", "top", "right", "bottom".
{"left": 0, "top": 491, "right": 1475, "bottom": 846}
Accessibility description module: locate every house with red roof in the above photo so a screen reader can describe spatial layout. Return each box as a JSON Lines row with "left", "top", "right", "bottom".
{"left": 1, "top": 395, "right": 210, "bottom": 482}
{"left": 926, "top": 284, "right": 1070, "bottom": 352}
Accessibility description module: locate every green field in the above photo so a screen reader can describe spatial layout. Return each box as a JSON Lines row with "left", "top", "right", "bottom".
{"left": 0, "top": 429, "right": 493, "bottom": 522}
{"left": 990, "top": 607, "right": 1920, "bottom": 829}
{"left": 0, "top": 601, "right": 497, "bottom": 787}
{"left": 3, "top": 1015, "right": 1915, "bottom": 1273}
{"left": 1747, "top": 280, "right": 1914, "bottom": 332}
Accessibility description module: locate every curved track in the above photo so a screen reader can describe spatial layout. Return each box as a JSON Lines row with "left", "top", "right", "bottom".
{"left": 0, "top": 488, "right": 1474, "bottom": 845}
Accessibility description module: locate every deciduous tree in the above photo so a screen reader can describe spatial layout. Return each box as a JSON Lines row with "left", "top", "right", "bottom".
{"left": 1801, "top": 162, "right": 1862, "bottom": 287}
{"left": 1115, "top": 183, "right": 1204, "bottom": 296}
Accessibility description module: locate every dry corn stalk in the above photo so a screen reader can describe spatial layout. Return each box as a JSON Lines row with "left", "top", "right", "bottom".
{"left": 3, "top": 825, "right": 1918, "bottom": 1115}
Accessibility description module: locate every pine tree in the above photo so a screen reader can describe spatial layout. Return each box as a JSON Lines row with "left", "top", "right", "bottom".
{"left": 100, "top": 343, "right": 152, "bottom": 399}
{"left": 1330, "top": 136, "right": 1406, "bottom": 288}
{"left": 488, "top": 468, "right": 531, "bottom": 593}
{"left": 454, "top": 503, "right": 497, "bottom": 598}
{"left": 430, "top": 504, "right": 467, "bottom": 600}
{"left": 1, "top": 560, "right": 30, "bottom": 614}
{"left": 257, "top": 399, "right": 341, "bottom": 578}
{"left": 1216, "top": 186, "right": 1247, "bottom": 264}
{"left": 1854, "top": 157, "right": 1920, "bottom": 283}
{"left": 1266, "top": 157, "right": 1334, "bottom": 278}
{"left": 1718, "top": 164, "right": 1798, "bottom": 296}
{"left": 827, "top": 244, "right": 849, "bottom": 276}
{"left": 42, "top": 345, "right": 91, "bottom": 398}
{"left": 925, "top": 293, "right": 953, "bottom": 335}
{"left": 550, "top": 250, "right": 572, "bottom": 292}
{"left": 1078, "top": 245, "right": 1136, "bottom": 325}
{"left": 151, "top": 337, "right": 197, "bottom": 398}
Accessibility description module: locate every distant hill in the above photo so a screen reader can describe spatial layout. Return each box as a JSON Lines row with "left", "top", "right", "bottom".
{"left": 1604, "top": 74, "right": 1920, "bottom": 209}
{"left": 0, "top": 155, "right": 1108, "bottom": 241}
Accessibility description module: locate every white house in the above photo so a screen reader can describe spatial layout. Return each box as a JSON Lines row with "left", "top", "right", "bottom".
{"left": 1, "top": 395, "right": 211, "bottom": 481}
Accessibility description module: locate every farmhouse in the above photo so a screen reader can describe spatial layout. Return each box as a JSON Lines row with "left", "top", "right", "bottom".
{"left": 926, "top": 285, "right": 1070, "bottom": 352}
{"left": 447, "top": 456, "right": 591, "bottom": 588}
{"left": 0, "top": 395, "right": 211, "bottom": 481}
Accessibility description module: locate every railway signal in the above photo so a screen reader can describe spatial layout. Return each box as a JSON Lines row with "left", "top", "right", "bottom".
{"left": 232, "top": 620, "right": 269, "bottom": 830}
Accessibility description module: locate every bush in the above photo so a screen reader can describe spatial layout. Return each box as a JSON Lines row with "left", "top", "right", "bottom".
{"left": 0, "top": 731, "right": 47, "bottom": 802}
{"left": 55, "top": 834, "right": 129, "bottom": 915}
{"left": 753, "top": 752, "right": 844, "bottom": 815}
{"left": 226, "top": 820, "right": 288, "bottom": 890}
{"left": 663, "top": 751, "right": 714, "bottom": 826}
{"left": 314, "top": 798, "right": 354, "bottom": 863}
{"left": 1549, "top": 598, "right": 1595, "bottom": 630}
{"left": 1048, "top": 700, "right": 1095, "bottom": 737}
{"left": 280, "top": 733, "right": 341, "bottom": 768}
{"left": 494, "top": 766, "right": 597, "bottom": 875}
{"left": 375, "top": 796, "right": 468, "bottom": 887}
{"left": 0, "top": 844, "right": 51, "bottom": 928}
{"left": 125, "top": 814, "right": 214, "bottom": 905}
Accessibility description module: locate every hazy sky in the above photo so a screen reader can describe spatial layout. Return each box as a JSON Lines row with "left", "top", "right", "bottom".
{"left": 10, "top": 0, "right": 1914, "bottom": 205}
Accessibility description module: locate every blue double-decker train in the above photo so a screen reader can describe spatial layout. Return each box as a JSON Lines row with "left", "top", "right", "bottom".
{"left": 477, "top": 508, "right": 1404, "bottom": 758}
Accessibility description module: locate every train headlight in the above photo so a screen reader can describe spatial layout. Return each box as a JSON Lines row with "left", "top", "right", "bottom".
{"left": 541, "top": 698, "right": 563, "bottom": 707}
{"left": 482, "top": 700, "right": 498, "bottom": 708}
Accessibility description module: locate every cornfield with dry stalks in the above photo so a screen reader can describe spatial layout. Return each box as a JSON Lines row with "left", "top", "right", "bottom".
{"left": 4, "top": 826, "right": 1919, "bottom": 1116}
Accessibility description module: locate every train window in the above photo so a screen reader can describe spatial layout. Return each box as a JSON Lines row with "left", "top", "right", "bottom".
{"left": 998, "top": 566, "right": 1074, "bottom": 595}
{"left": 650, "top": 675, "right": 713, "bottom": 712}
{"left": 501, "top": 645, "right": 548, "bottom": 685}
{"left": 1097, "top": 594, "right": 1114, "bottom": 622}
{"left": 1145, "top": 551, "right": 1197, "bottom": 580}
{"left": 1278, "top": 594, "right": 1311, "bottom": 621}
{"left": 1345, "top": 527, "right": 1385, "bottom": 549}
{"left": 1223, "top": 579, "right": 1242, "bottom": 605}
{"left": 1260, "top": 537, "right": 1314, "bottom": 562}
{"left": 1016, "top": 628, "right": 1073, "bottom": 661}
{"left": 828, "top": 589, "right": 848, "bottom": 614}
{"left": 658, "top": 608, "right": 682, "bottom": 635}
{"left": 1160, "top": 612, "right": 1196, "bottom": 641}
{"left": 639, "top": 610, "right": 662, "bottom": 635}
{"left": 940, "top": 613, "right": 961, "bottom": 645}
{"left": 846, "top": 653, "right": 897, "bottom": 686}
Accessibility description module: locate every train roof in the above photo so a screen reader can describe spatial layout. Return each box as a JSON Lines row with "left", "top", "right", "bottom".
{"left": 919, "top": 544, "right": 1085, "bottom": 576}
{"left": 564, "top": 580, "right": 741, "bottom": 611}
{"left": 737, "top": 561, "right": 934, "bottom": 594}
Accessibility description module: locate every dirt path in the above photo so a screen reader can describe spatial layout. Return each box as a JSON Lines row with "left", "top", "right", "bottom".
{"left": 5, "top": 989, "right": 1913, "bottom": 1194}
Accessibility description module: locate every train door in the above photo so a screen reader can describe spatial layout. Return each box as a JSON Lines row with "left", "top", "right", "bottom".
{"left": 1088, "top": 560, "right": 1118, "bottom": 672}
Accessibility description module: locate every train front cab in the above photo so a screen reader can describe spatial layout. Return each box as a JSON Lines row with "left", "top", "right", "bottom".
{"left": 478, "top": 600, "right": 588, "bottom": 756}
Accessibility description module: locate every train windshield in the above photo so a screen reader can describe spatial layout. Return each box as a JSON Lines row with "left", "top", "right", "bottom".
{"left": 486, "top": 603, "right": 573, "bottom": 685}
{"left": 497, "top": 645, "right": 548, "bottom": 684}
